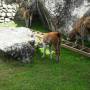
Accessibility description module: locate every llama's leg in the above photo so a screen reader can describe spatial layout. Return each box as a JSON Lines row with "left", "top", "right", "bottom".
{"left": 56, "top": 50, "right": 60, "bottom": 63}
{"left": 42, "top": 43, "right": 47, "bottom": 58}
{"left": 56, "top": 55, "right": 60, "bottom": 63}
{"left": 81, "top": 25, "right": 85, "bottom": 49}
{"left": 55, "top": 43, "right": 60, "bottom": 63}
{"left": 81, "top": 37, "right": 85, "bottom": 50}
{"left": 73, "top": 35, "right": 78, "bottom": 47}
{"left": 81, "top": 30, "right": 85, "bottom": 49}
{"left": 30, "top": 15, "right": 32, "bottom": 27}
{"left": 49, "top": 44, "right": 52, "bottom": 60}
{"left": 25, "top": 19, "right": 29, "bottom": 28}
{"left": 75, "top": 35, "right": 78, "bottom": 45}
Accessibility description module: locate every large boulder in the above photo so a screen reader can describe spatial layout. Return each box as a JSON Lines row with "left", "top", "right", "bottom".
{"left": 38, "top": 0, "right": 90, "bottom": 34}
{"left": 0, "top": 27, "right": 35, "bottom": 63}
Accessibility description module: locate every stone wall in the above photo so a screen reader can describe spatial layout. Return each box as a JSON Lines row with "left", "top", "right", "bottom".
{"left": 0, "top": 1, "right": 17, "bottom": 23}
{"left": 0, "top": 0, "right": 37, "bottom": 23}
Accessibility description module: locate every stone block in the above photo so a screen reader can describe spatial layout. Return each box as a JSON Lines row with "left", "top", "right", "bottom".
{"left": 6, "top": 13, "right": 12, "bottom": 17}
{"left": 3, "top": 4, "right": 7, "bottom": 9}
{"left": 12, "top": 12, "right": 16, "bottom": 16}
{"left": 1, "top": 12, "right": 6, "bottom": 17}
{"left": 0, "top": 19, "right": 4, "bottom": 23}
{"left": 8, "top": 9, "right": 13, "bottom": 13}
{"left": 0, "top": 17, "right": 4, "bottom": 20}
{"left": 5, "top": 18, "right": 10, "bottom": 22}
{"left": 7, "top": 5, "right": 12, "bottom": 9}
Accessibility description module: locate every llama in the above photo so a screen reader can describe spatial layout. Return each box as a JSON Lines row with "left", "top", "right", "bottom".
{"left": 68, "top": 16, "right": 90, "bottom": 48}
{"left": 42, "top": 32, "right": 61, "bottom": 63}
{"left": 19, "top": 1, "right": 33, "bottom": 27}
{"left": 23, "top": 7, "right": 33, "bottom": 27}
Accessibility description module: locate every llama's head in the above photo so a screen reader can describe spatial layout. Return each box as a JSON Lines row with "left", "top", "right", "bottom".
{"left": 68, "top": 29, "right": 76, "bottom": 41}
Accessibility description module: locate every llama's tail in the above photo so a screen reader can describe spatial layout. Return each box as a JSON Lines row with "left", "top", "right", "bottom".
{"left": 57, "top": 32, "right": 61, "bottom": 43}
{"left": 57, "top": 32, "right": 61, "bottom": 38}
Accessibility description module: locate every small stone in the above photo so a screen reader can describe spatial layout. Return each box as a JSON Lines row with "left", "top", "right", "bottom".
{"left": 9, "top": 16, "right": 14, "bottom": 20}
{"left": 7, "top": 5, "right": 12, "bottom": 9}
{"left": 12, "top": 13, "right": 16, "bottom": 16}
{"left": 0, "top": 3, "right": 1, "bottom": 6}
{"left": 1, "top": 12, "right": 6, "bottom": 17}
{"left": 12, "top": 9, "right": 16, "bottom": 13}
{"left": 0, "top": 6, "right": 3, "bottom": 10}
{"left": 12, "top": 4, "right": 17, "bottom": 9}
{"left": 2, "top": 9, "right": 7, "bottom": 13}
{"left": 0, "top": 13, "right": 2, "bottom": 16}
{"left": 0, "top": 17, "right": 4, "bottom": 20}
{"left": 5, "top": 18, "right": 10, "bottom": 22}
{"left": 2, "top": 1, "right": 5, "bottom": 4}
{"left": 0, "top": 19, "right": 4, "bottom": 23}
{"left": 6, "top": 13, "right": 12, "bottom": 17}
{"left": 3, "top": 4, "right": 7, "bottom": 9}
{"left": 8, "top": 9, "right": 13, "bottom": 13}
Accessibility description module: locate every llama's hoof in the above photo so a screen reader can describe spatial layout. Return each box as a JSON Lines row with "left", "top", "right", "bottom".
{"left": 50, "top": 57, "right": 52, "bottom": 60}
{"left": 56, "top": 58, "right": 60, "bottom": 63}
{"left": 56, "top": 60, "right": 59, "bottom": 63}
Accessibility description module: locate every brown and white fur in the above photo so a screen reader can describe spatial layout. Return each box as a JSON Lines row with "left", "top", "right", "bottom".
{"left": 23, "top": 8, "right": 33, "bottom": 27}
{"left": 19, "top": 2, "right": 33, "bottom": 28}
{"left": 68, "top": 16, "right": 90, "bottom": 48}
{"left": 42, "top": 32, "right": 61, "bottom": 63}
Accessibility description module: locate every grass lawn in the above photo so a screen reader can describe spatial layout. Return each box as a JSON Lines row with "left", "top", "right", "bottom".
{"left": 0, "top": 21, "right": 90, "bottom": 90}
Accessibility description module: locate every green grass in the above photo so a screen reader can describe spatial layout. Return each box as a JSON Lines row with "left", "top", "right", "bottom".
{"left": 0, "top": 21, "right": 17, "bottom": 27}
{"left": 0, "top": 21, "right": 90, "bottom": 90}
{"left": 31, "top": 20, "right": 49, "bottom": 33}
{"left": 0, "top": 48, "right": 90, "bottom": 90}
{"left": 0, "top": 20, "right": 49, "bottom": 32}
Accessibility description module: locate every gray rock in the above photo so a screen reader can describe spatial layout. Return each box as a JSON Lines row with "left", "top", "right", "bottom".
{"left": 6, "top": 13, "right": 12, "bottom": 17}
{"left": 12, "top": 9, "right": 17, "bottom": 13}
{"left": 2, "top": 1, "right": 5, "bottom": 4}
{"left": 0, "top": 3, "right": 1, "bottom": 6}
{"left": 2, "top": 9, "right": 7, "bottom": 13}
{"left": 0, "top": 12, "right": 2, "bottom": 16}
{"left": 8, "top": 9, "right": 13, "bottom": 13}
{"left": 5, "top": 18, "right": 10, "bottom": 22}
{"left": 12, "top": 13, "right": 16, "bottom": 16}
{"left": 38, "top": 0, "right": 90, "bottom": 34}
{"left": 12, "top": 4, "right": 17, "bottom": 10}
{"left": 0, "top": 19, "right": 4, "bottom": 23}
{"left": 0, "top": 27, "right": 35, "bottom": 63}
{"left": 9, "top": 16, "right": 14, "bottom": 20}
{"left": 0, "top": 6, "right": 3, "bottom": 10}
{"left": 7, "top": 5, "right": 12, "bottom": 9}
{"left": 0, "top": 17, "right": 4, "bottom": 20}
{"left": 1, "top": 12, "right": 6, "bottom": 17}
{"left": 3, "top": 4, "right": 7, "bottom": 9}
